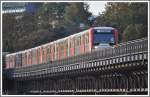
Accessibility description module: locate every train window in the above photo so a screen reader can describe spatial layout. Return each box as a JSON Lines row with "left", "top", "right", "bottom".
{"left": 23, "top": 53, "right": 25, "bottom": 66}
{"left": 55, "top": 45, "right": 57, "bottom": 57}
{"left": 26, "top": 53, "right": 27, "bottom": 65}
{"left": 43, "top": 48, "right": 46, "bottom": 62}
{"left": 45, "top": 47, "right": 47, "bottom": 62}
{"left": 42, "top": 48, "right": 44, "bottom": 59}
{"left": 8, "top": 56, "right": 13, "bottom": 67}
{"left": 22, "top": 53, "right": 25, "bottom": 66}
{"left": 61, "top": 42, "right": 65, "bottom": 58}
{"left": 28, "top": 52, "right": 31, "bottom": 65}
{"left": 53, "top": 44, "right": 56, "bottom": 53}
{"left": 32, "top": 51, "right": 34, "bottom": 65}
{"left": 47, "top": 46, "right": 50, "bottom": 61}
{"left": 75, "top": 38, "right": 76, "bottom": 46}
{"left": 77, "top": 37, "right": 79, "bottom": 46}
{"left": 76, "top": 37, "right": 79, "bottom": 46}
{"left": 54, "top": 45, "right": 56, "bottom": 60}
{"left": 34, "top": 50, "right": 37, "bottom": 64}
{"left": 83, "top": 34, "right": 86, "bottom": 44}
{"left": 65, "top": 40, "right": 68, "bottom": 57}
{"left": 85, "top": 33, "right": 89, "bottom": 44}
{"left": 10, "top": 56, "right": 12, "bottom": 68}
{"left": 38, "top": 49, "right": 41, "bottom": 63}
{"left": 72, "top": 39, "right": 74, "bottom": 48}
{"left": 49, "top": 46, "right": 51, "bottom": 53}
{"left": 57, "top": 43, "right": 60, "bottom": 58}
{"left": 6, "top": 57, "right": 8, "bottom": 68}
{"left": 11, "top": 56, "right": 13, "bottom": 68}
{"left": 70, "top": 39, "right": 72, "bottom": 48}
{"left": 74, "top": 39, "right": 76, "bottom": 47}
{"left": 70, "top": 40, "right": 72, "bottom": 48}
{"left": 79, "top": 36, "right": 81, "bottom": 45}
{"left": 10, "top": 56, "right": 11, "bottom": 68}
{"left": 29, "top": 52, "right": 31, "bottom": 65}
{"left": 65, "top": 40, "right": 68, "bottom": 48}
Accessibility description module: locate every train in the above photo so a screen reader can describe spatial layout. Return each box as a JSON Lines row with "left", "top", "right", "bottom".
{"left": 5, "top": 27, "right": 118, "bottom": 69}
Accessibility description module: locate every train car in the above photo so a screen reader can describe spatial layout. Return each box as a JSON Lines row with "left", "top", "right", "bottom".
{"left": 5, "top": 27, "right": 118, "bottom": 69}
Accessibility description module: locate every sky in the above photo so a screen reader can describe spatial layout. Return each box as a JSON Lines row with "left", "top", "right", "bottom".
{"left": 88, "top": 2, "right": 107, "bottom": 16}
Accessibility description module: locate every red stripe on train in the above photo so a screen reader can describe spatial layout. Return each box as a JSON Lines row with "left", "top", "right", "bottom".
{"left": 89, "top": 28, "right": 94, "bottom": 50}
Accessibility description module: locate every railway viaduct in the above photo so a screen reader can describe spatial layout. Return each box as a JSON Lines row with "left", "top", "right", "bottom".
{"left": 3, "top": 38, "right": 148, "bottom": 95}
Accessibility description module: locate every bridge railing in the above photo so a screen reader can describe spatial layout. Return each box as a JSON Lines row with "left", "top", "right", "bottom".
{"left": 11, "top": 37, "right": 148, "bottom": 76}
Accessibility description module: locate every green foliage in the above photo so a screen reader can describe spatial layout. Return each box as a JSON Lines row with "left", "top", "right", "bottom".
{"left": 63, "top": 3, "right": 92, "bottom": 35}
{"left": 2, "top": 14, "right": 16, "bottom": 52}
{"left": 37, "top": 3, "right": 69, "bottom": 29}
{"left": 64, "top": 3, "right": 91, "bottom": 26}
{"left": 3, "top": 3, "right": 71, "bottom": 53}
{"left": 95, "top": 2, "right": 148, "bottom": 42}
{"left": 123, "top": 24, "right": 145, "bottom": 41}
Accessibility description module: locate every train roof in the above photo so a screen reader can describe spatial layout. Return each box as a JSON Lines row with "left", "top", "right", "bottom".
{"left": 93, "top": 27, "right": 115, "bottom": 30}
{"left": 55, "top": 29, "right": 90, "bottom": 43}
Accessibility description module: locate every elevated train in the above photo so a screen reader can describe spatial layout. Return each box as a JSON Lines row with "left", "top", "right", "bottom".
{"left": 5, "top": 27, "right": 118, "bottom": 69}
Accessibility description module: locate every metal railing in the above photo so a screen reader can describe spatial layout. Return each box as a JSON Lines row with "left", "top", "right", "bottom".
{"left": 6, "top": 37, "right": 148, "bottom": 78}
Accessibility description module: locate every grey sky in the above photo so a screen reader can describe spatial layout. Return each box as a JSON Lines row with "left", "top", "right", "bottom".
{"left": 88, "top": 2, "right": 107, "bottom": 16}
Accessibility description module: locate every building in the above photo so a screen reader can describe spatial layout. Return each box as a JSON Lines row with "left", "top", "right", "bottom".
{"left": 2, "top": 2, "right": 26, "bottom": 14}
{"left": 2, "top": 2, "right": 43, "bottom": 14}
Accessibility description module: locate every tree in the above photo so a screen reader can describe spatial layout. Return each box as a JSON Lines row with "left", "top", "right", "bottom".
{"left": 95, "top": 2, "right": 148, "bottom": 42}
{"left": 37, "top": 2, "right": 69, "bottom": 29}
{"left": 123, "top": 24, "right": 144, "bottom": 41}
{"left": 64, "top": 3, "right": 91, "bottom": 26}
{"left": 63, "top": 2, "right": 92, "bottom": 34}
{"left": 3, "top": 3, "right": 71, "bottom": 53}
{"left": 2, "top": 14, "right": 16, "bottom": 52}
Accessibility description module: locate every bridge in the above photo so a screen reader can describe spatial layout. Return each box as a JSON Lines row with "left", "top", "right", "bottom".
{"left": 3, "top": 38, "right": 148, "bottom": 95}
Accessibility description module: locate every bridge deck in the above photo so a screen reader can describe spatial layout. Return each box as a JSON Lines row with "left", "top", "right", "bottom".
{"left": 3, "top": 38, "right": 148, "bottom": 95}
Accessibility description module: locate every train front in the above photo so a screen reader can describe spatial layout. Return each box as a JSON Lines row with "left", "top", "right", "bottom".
{"left": 91, "top": 27, "right": 118, "bottom": 50}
